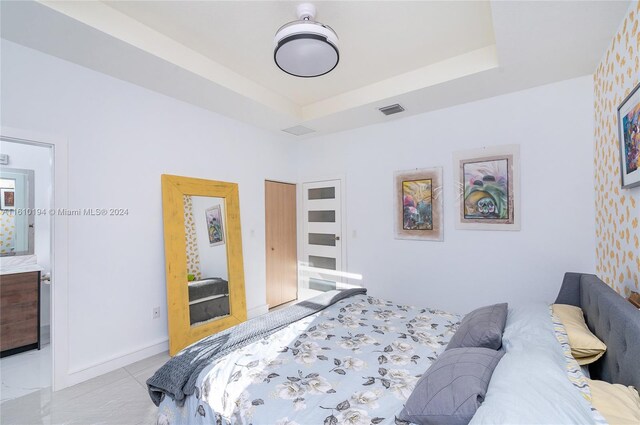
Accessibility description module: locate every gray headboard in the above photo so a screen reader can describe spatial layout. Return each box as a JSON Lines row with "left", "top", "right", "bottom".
{"left": 555, "top": 272, "right": 640, "bottom": 390}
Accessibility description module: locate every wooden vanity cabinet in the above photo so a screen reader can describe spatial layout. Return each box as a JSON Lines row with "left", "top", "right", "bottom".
{"left": 0, "top": 271, "right": 41, "bottom": 357}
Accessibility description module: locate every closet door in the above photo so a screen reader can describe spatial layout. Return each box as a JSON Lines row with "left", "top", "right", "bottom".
{"left": 265, "top": 181, "right": 297, "bottom": 308}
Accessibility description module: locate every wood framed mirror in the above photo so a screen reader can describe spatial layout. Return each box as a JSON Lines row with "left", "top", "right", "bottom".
{"left": 161, "top": 175, "right": 247, "bottom": 355}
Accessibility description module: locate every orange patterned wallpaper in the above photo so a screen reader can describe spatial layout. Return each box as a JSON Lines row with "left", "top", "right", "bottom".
{"left": 594, "top": 1, "right": 640, "bottom": 296}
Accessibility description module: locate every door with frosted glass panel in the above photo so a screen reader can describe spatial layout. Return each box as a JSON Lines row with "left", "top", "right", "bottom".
{"left": 302, "top": 180, "right": 342, "bottom": 294}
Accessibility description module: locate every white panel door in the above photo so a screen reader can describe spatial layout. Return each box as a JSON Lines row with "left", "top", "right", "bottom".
{"left": 301, "top": 180, "right": 342, "bottom": 293}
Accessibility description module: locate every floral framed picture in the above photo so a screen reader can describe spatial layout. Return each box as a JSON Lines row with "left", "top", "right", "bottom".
{"left": 205, "top": 204, "right": 225, "bottom": 246}
{"left": 617, "top": 81, "right": 640, "bottom": 189}
{"left": 1, "top": 189, "right": 15, "bottom": 210}
{"left": 394, "top": 167, "right": 443, "bottom": 241}
{"left": 453, "top": 145, "right": 520, "bottom": 230}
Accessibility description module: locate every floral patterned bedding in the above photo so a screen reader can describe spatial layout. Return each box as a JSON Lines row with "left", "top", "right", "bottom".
{"left": 157, "top": 294, "right": 461, "bottom": 425}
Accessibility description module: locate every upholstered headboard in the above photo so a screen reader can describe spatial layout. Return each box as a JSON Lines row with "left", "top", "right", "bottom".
{"left": 555, "top": 272, "right": 640, "bottom": 390}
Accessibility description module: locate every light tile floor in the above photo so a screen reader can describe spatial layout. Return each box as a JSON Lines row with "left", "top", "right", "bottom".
{"left": 0, "top": 352, "right": 169, "bottom": 425}
{"left": 1, "top": 345, "right": 52, "bottom": 402}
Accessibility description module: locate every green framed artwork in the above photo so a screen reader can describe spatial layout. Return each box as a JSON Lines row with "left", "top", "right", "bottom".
{"left": 205, "top": 204, "right": 225, "bottom": 246}
{"left": 453, "top": 145, "right": 520, "bottom": 230}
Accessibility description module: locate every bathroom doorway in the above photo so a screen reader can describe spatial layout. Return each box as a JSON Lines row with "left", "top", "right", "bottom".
{"left": 0, "top": 137, "right": 54, "bottom": 402}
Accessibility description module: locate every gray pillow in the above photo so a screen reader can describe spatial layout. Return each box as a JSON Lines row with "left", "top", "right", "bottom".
{"left": 446, "top": 303, "right": 507, "bottom": 350}
{"left": 398, "top": 347, "right": 505, "bottom": 425}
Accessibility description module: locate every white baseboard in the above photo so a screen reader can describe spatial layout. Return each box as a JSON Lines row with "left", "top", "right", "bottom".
{"left": 247, "top": 303, "right": 269, "bottom": 319}
{"left": 61, "top": 338, "right": 168, "bottom": 389}
{"left": 59, "top": 305, "right": 267, "bottom": 390}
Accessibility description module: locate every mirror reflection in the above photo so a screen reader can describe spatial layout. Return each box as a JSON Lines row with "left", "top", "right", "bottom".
{"left": 183, "top": 195, "right": 230, "bottom": 327}
{"left": 0, "top": 168, "right": 34, "bottom": 256}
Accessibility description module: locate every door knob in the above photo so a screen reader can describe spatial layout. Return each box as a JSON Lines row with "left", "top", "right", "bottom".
{"left": 335, "top": 236, "right": 340, "bottom": 241}
{"left": 271, "top": 247, "right": 275, "bottom": 251}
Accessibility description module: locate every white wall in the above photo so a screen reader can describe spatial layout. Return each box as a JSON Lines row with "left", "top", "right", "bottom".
{"left": 1, "top": 40, "right": 296, "bottom": 381}
{"left": 1, "top": 38, "right": 598, "bottom": 387}
{"left": 191, "top": 196, "right": 228, "bottom": 281}
{"left": 297, "top": 76, "right": 596, "bottom": 313}
{"left": 0, "top": 140, "right": 53, "bottom": 328}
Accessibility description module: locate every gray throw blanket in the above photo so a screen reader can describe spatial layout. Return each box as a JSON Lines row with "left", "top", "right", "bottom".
{"left": 147, "top": 288, "right": 366, "bottom": 406}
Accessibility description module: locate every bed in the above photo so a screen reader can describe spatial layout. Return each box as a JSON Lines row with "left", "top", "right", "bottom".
{"left": 188, "top": 278, "right": 230, "bottom": 326}
{"left": 554, "top": 273, "right": 640, "bottom": 389}
{"left": 148, "top": 273, "right": 640, "bottom": 424}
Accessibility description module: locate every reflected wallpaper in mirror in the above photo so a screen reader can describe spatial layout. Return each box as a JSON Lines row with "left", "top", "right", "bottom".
{"left": 184, "top": 195, "right": 230, "bottom": 326}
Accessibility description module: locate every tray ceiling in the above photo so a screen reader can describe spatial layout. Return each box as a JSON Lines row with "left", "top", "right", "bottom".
{"left": 0, "top": 1, "right": 631, "bottom": 137}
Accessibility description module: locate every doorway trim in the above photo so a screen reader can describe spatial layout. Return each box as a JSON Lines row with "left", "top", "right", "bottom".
{"left": 1, "top": 126, "right": 69, "bottom": 391}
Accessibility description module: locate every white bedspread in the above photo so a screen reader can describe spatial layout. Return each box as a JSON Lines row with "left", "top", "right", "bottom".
{"left": 470, "top": 303, "right": 598, "bottom": 425}
{"left": 156, "top": 294, "right": 461, "bottom": 424}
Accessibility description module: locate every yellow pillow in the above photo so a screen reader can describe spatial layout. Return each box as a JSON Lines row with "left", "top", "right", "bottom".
{"left": 552, "top": 304, "right": 606, "bottom": 365}
{"left": 588, "top": 379, "right": 640, "bottom": 424}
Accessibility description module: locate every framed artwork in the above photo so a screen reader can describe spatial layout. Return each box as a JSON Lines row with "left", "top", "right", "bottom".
{"left": 453, "top": 145, "right": 520, "bottom": 230}
{"left": 394, "top": 167, "right": 443, "bottom": 241}
{"left": 205, "top": 205, "right": 225, "bottom": 246}
{"left": 1, "top": 189, "right": 15, "bottom": 210}
{"left": 617, "top": 81, "right": 640, "bottom": 189}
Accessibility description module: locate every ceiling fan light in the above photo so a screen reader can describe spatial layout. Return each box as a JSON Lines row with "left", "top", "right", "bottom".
{"left": 275, "top": 33, "right": 339, "bottom": 78}
{"left": 273, "top": 4, "right": 339, "bottom": 78}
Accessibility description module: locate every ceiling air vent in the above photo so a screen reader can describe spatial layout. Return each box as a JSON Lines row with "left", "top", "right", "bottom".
{"left": 282, "top": 125, "right": 316, "bottom": 136}
{"left": 378, "top": 104, "right": 405, "bottom": 116}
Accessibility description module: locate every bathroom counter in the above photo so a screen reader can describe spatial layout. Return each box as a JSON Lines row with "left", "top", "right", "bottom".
{"left": 0, "top": 269, "right": 42, "bottom": 357}
{"left": 0, "top": 264, "right": 44, "bottom": 276}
